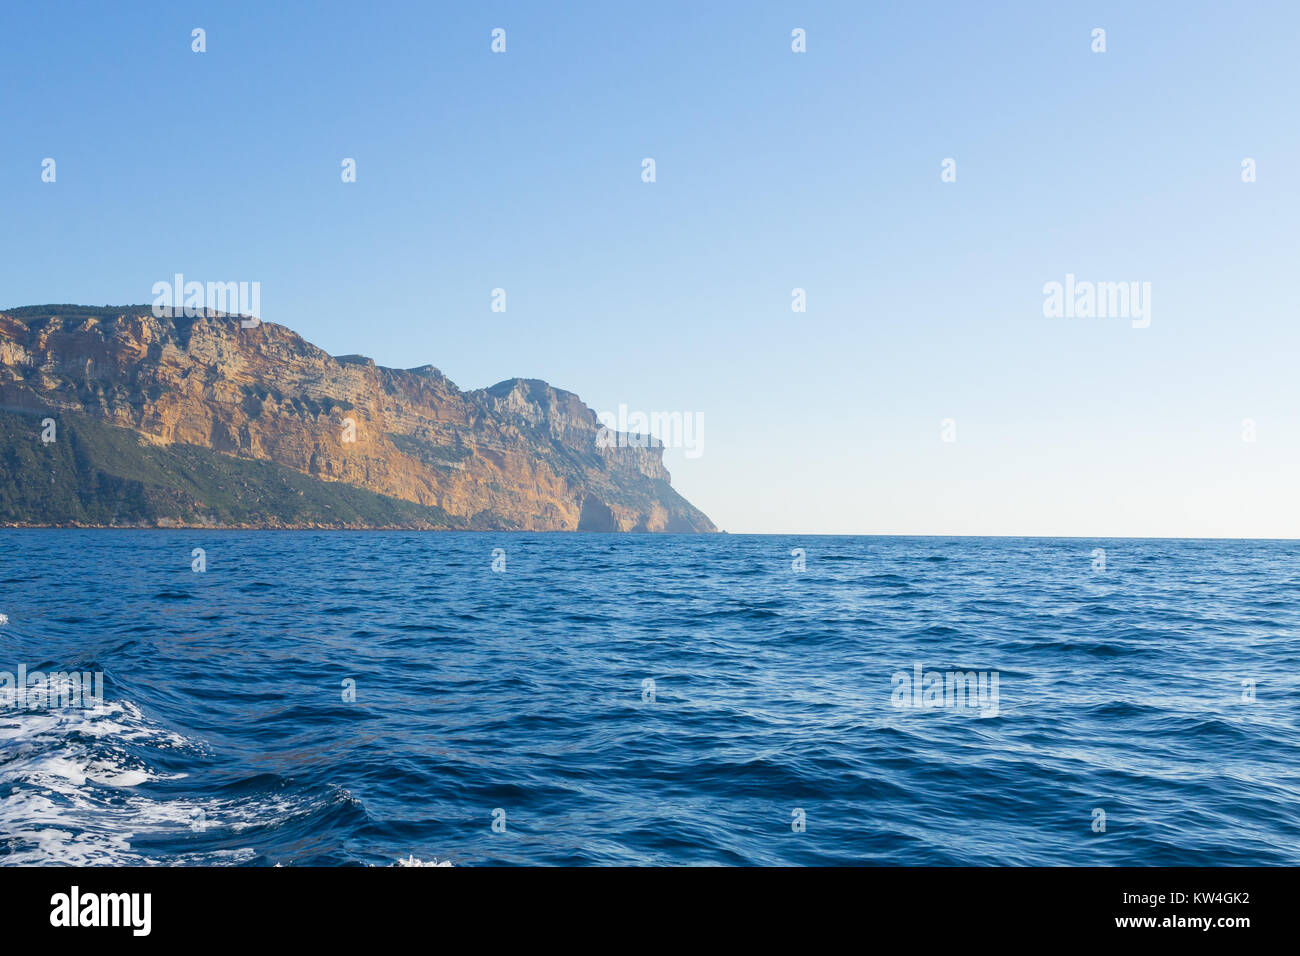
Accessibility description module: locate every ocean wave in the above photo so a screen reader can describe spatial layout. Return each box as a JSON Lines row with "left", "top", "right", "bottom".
{"left": 3, "top": 531, "right": 1299, "bottom": 865}
{"left": 0, "top": 683, "right": 364, "bottom": 866}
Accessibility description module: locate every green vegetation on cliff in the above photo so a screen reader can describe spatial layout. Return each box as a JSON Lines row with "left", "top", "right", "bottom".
{"left": 0, "top": 407, "right": 459, "bottom": 528}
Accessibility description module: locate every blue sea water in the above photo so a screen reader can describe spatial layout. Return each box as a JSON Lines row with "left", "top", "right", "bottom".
{"left": 1, "top": 531, "right": 1297, "bottom": 866}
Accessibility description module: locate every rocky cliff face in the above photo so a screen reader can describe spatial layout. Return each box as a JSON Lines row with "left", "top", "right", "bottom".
{"left": 0, "top": 305, "right": 714, "bottom": 531}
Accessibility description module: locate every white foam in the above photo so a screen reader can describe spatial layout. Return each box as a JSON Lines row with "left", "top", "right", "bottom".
{"left": 1, "top": 682, "right": 386, "bottom": 867}
{"left": 393, "top": 855, "right": 454, "bottom": 867}
{"left": 0, "top": 685, "right": 259, "bottom": 865}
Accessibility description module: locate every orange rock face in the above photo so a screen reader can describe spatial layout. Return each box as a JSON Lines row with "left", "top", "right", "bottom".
{"left": 0, "top": 306, "right": 715, "bottom": 532}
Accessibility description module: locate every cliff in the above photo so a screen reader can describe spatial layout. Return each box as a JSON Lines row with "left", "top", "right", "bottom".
{"left": 0, "top": 305, "right": 715, "bottom": 531}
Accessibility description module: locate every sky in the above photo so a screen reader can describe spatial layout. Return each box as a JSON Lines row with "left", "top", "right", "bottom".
{"left": 2, "top": 0, "right": 1298, "bottom": 537}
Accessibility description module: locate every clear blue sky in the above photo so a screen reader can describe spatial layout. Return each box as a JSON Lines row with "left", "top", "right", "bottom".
{"left": 3, "top": 1, "right": 1298, "bottom": 536}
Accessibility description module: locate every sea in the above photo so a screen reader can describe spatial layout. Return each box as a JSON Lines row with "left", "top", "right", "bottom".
{"left": 1, "top": 531, "right": 1297, "bottom": 866}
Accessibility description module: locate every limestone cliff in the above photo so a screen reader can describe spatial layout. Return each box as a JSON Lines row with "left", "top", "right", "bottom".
{"left": 0, "top": 305, "right": 714, "bottom": 531}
